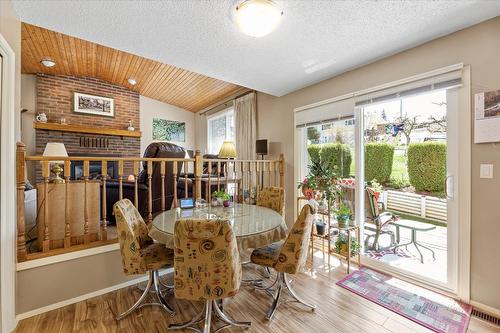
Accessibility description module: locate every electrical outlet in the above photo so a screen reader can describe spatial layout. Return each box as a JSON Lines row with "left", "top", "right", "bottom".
{"left": 480, "top": 164, "right": 494, "bottom": 179}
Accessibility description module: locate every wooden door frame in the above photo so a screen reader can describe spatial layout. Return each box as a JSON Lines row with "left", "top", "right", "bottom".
{"left": 0, "top": 32, "right": 18, "bottom": 332}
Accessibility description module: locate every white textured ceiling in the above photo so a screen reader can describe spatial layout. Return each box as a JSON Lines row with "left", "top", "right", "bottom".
{"left": 12, "top": 0, "right": 500, "bottom": 96}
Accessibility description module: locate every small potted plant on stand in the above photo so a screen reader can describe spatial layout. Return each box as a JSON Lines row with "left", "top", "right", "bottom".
{"left": 334, "top": 203, "right": 352, "bottom": 229}
{"left": 212, "top": 190, "right": 231, "bottom": 207}
{"left": 334, "top": 233, "right": 360, "bottom": 258}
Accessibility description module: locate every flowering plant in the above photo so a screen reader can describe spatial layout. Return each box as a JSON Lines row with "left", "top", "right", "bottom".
{"left": 298, "top": 158, "right": 341, "bottom": 204}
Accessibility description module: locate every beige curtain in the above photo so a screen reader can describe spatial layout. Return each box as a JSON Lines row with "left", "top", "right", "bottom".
{"left": 234, "top": 92, "right": 257, "bottom": 160}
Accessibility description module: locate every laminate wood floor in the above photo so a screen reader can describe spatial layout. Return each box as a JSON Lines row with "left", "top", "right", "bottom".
{"left": 14, "top": 252, "right": 500, "bottom": 333}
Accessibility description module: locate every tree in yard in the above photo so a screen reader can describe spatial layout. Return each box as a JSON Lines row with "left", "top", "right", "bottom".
{"left": 396, "top": 113, "right": 419, "bottom": 146}
{"left": 307, "top": 126, "right": 321, "bottom": 144}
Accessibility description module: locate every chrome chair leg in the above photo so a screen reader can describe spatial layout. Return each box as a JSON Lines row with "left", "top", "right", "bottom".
{"left": 203, "top": 301, "right": 212, "bottom": 333}
{"left": 283, "top": 273, "right": 316, "bottom": 311}
{"left": 153, "top": 271, "right": 175, "bottom": 316}
{"left": 116, "top": 271, "right": 154, "bottom": 320}
{"left": 266, "top": 278, "right": 283, "bottom": 320}
{"left": 116, "top": 270, "right": 176, "bottom": 321}
{"left": 213, "top": 300, "right": 251, "bottom": 328}
{"left": 168, "top": 303, "right": 206, "bottom": 332}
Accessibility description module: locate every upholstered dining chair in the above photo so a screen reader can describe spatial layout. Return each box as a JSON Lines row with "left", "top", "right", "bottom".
{"left": 250, "top": 204, "right": 315, "bottom": 320}
{"left": 256, "top": 186, "right": 285, "bottom": 216}
{"left": 169, "top": 218, "right": 251, "bottom": 333}
{"left": 113, "top": 199, "right": 175, "bottom": 320}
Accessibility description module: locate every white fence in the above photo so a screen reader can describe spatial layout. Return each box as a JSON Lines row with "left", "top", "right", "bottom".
{"left": 384, "top": 190, "right": 447, "bottom": 223}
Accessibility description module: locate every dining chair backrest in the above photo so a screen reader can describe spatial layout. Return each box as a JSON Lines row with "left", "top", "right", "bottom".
{"left": 257, "top": 186, "right": 285, "bottom": 216}
{"left": 173, "top": 218, "right": 241, "bottom": 301}
{"left": 274, "top": 204, "right": 314, "bottom": 275}
{"left": 114, "top": 199, "right": 154, "bottom": 275}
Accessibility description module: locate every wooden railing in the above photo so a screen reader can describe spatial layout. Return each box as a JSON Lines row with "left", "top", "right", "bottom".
{"left": 16, "top": 142, "right": 284, "bottom": 262}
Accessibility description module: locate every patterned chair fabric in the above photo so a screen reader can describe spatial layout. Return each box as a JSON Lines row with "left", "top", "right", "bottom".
{"left": 114, "top": 199, "right": 174, "bottom": 275}
{"left": 251, "top": 204, "right": 314, "bottom": 274}
{"left": 256, "top": 187, "right": 285, "bottom": 216}
{"left": 173, "top": 218, "right": 241, "bottom": 301}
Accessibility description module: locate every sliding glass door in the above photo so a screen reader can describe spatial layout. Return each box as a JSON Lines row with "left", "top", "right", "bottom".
{"left": 295, "top": 67, "right": 464, "bottom": 293}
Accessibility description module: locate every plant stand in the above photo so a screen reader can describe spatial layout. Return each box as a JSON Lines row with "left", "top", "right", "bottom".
{"left": 298, "top": 196, "right": 360, "bottom": 273}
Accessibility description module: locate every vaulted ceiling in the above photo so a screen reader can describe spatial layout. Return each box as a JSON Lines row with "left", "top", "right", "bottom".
{"left": 21, "top": 23, "right": 248, "bottom": 112}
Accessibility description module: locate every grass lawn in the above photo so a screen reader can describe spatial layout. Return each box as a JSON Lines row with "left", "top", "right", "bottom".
{"left": 387, "top": 211, "right": 447, "bottom": 228}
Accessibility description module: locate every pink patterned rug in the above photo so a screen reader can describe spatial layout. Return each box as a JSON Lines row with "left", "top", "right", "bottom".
{"left": 337, "top": 267, "right": 472, "bottom": 333}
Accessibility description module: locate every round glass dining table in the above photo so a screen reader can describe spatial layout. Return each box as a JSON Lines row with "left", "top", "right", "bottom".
{"left": 149, "top": 203, "right": 288, "bottom": 250}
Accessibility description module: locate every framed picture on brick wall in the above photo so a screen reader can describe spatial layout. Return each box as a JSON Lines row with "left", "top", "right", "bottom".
{"left": 73, "top": 92, "right": 114, "bottom": 117}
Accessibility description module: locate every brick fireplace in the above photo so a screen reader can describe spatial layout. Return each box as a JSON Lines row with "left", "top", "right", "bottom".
{"left": 34, "top": 74, "right": 141, "bottom": 181}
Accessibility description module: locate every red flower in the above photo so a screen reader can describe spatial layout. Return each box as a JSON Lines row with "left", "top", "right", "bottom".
{"left": 304, "top": 188, "right": 314, "bottom": 200}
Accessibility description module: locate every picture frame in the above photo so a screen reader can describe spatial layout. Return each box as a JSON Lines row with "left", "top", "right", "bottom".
{"left": 73, "top": 92, "right": 114, "bottom": 117}
{"left": 152, "top": 118, "right": 186, "bottom": 142}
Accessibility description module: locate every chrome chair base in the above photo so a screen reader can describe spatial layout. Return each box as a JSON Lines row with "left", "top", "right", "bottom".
{"left": 169, "top": 299, "right": 251, "bottom": 333}
{"left": 255, "top": 271, "right": 315, "bottom": 320}
{"left": 116, "top": 270, "right": 175, "bottom": 320}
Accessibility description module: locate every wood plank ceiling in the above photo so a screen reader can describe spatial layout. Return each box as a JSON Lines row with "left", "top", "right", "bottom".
{"left": 21, "top": 23, "right": 248, "bottom": 112}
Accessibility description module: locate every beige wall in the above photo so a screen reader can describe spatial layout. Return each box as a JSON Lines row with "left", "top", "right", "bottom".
{"left": 257, "top": 17, "right": 500, "bottom": 310}
{"left": 16, "top": 249, "right": 135, "bottom": 314}
{"left": 0, "top": 0, "right": 21, "bottom": 139}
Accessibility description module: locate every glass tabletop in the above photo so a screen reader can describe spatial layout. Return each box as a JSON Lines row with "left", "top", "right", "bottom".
{"left": 151, "top": 203, "right": 285, "bottom": 238}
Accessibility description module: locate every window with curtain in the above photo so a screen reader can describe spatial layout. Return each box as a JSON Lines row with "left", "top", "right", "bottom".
{"left": 207, "top": 108, "right": 235, "bottom": 154}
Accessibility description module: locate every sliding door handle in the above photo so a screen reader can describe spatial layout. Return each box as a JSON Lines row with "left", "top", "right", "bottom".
{"left": 444, "top": 175, "right": 453, "bottom": 199}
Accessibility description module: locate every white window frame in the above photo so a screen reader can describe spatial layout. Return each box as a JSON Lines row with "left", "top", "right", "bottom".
{"left": 207, "top": 107, "right": 234, "bottom": 155}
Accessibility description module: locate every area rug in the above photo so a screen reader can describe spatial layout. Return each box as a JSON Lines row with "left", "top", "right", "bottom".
{"left": 337, "top": 267, "right": 471, "bottom": 333}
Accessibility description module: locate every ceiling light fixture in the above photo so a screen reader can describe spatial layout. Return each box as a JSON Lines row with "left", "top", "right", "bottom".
{"left": 127, "top": 78, "right": 137, "bottom": 85}
{"left": 40, "top": 58, "right": 56, "bottom": 68}
{"left": 234, "top": 0, "right": 283, "bottom": 37}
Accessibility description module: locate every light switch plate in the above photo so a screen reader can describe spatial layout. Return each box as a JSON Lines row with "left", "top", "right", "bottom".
{"left": 480, "top": 164, "right": 494, "bottom": 179}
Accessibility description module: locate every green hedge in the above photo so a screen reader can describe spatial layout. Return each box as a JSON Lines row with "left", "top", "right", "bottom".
{"left": 407, "top": 142, "right": 446, "bottom": 192}
{"left": 364, "top": 143, "right": 394, "bottom": 184}
{"left": 307, "top": 143, "right": 352, "bottom": 177}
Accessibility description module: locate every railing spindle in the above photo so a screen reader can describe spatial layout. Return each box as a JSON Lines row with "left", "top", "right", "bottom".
{"left": 184, "top": 162, "right": 188, "bottom": 199}
{"left": 195, "top": 151, "right": 202, "bottom": 200}
{"left": 274, "top": 160, "right": 278, "bottom": 187}
{"left": 160, "top": 161, "right": 166, "bottom": 211}
{"left": 42, "top": 160, "right": 50, "bottom": 252}
{"left": 101, "top": 160, "right": 108, "bottom": 240}
{"left": 240, "top": 162, "right": 245, "bottom": 204}
{"left": 217, "top": 161, "right": 221, "bottom": 192}
{"left": 279, "top": 154, "right": 285, "bottom": 188}
{"left": 118, "top": 160, "right": 124, "bottom": 200}
{"left": 147, "top": 160, "right": 153, "bottom": 223}
{"left": 16, "top": 142, "right": 27, "bottom": 261}
{"left": 248, "top": 161, "right": 252, "bottom": 203}
{"left": 64, "top": 160, "right": 71, "bottom": 248}
{"left": 133, "top": 161, "right": 139, "bottom": 208}
{"left": 173, "top": 161, "right": 178, "bottom": 208}
{"left": 207, "top": 161, "right": 212, "bottom": 202}
{"left": 83, "top": 160, "right": 90, "bottom": 244}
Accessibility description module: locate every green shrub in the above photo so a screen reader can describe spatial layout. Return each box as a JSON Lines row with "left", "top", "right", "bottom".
{"left": 407, "top": 142, "right": 446, "bottom": 192}
{"left": 307, "top": 143, "right": 352, "bottom": 177}
{"left": 365, "top": 143, "right": 394, "bottom": 184}
{"left": 319, "top": 143, "right": 352, "bottom": 177}
{"left": 307, "top": 144, "right": 321, "bottom": 164}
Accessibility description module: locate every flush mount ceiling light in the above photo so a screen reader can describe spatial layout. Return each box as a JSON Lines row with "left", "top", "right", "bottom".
{"left": 127, "top": 78, "right": 137, "bottom": 85}
{"left": 40, "top": 58, "right": 56, "bottom": 67}
{"left": 234, "top": 0, "right": 283, "bottom": 37}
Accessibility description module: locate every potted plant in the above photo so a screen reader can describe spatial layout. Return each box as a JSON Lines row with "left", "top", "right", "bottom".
{"left": 334, "top": 233, "right": 360, "bottom": 258}
{"left": 369, "top": 179, "right": 383, "bottom": 201}
{"left": 212, "top": 190, "right": 231, "bottom": 207}
{"left": 315, "top": 219, "right": 326, "bottom": 236}
{"left": 334, "top": 203, "right": 352, "bottom": 228}
{"left": 298, "top": 158, "right": 341, "bottom": 205}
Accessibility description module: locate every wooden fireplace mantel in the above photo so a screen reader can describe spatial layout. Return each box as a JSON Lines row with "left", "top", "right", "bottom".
{"left": 33, "top": 122, "right": 142, "bottom": 138}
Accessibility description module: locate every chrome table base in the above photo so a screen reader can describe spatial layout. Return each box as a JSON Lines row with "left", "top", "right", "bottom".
{"left": 169, "top": 300, "right": 251, "bottom": 333}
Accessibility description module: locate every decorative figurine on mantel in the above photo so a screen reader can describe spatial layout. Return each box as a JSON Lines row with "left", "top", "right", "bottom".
{"left": 127, "top": 120, "right": 135, "bottom": 131}
{"left": 36, "top": 112, "right": 47, "bottom": 123}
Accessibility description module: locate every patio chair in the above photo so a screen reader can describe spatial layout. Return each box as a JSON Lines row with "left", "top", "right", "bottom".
{"left": 364, "top": 187, "right": 397, "bottom": 251}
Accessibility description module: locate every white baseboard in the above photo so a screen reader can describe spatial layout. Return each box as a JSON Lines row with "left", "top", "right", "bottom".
{"left": 15, "top": 268, "right": 173, "bottom": 321}
{"left": 470, "top": 300, "right": 500, "bottom": 317}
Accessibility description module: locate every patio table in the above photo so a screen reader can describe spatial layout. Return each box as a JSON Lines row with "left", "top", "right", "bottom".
{"left": 392, "top": 219, "right": 436, "bottom": 263}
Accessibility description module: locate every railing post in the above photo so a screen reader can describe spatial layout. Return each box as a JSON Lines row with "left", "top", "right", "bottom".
{"left": 16, "top": 142, "right": 27, "bottom": 262}
{"left": 41, "top": 160, "right": 51, "bottom": 251}
{"left": 195, "top": 150, "right": 203, "bottom": 200}
{"left": 147, "top": 160, "right": 153, "bottom": 224}
{"left": 64, "top": 160, "right": 71, "bottom": 248}
{"left": 101, "top": 160, "right": 108, "bottom": 240}
{"left": 279, "top": 153, "right": 285, "bottom": 189}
